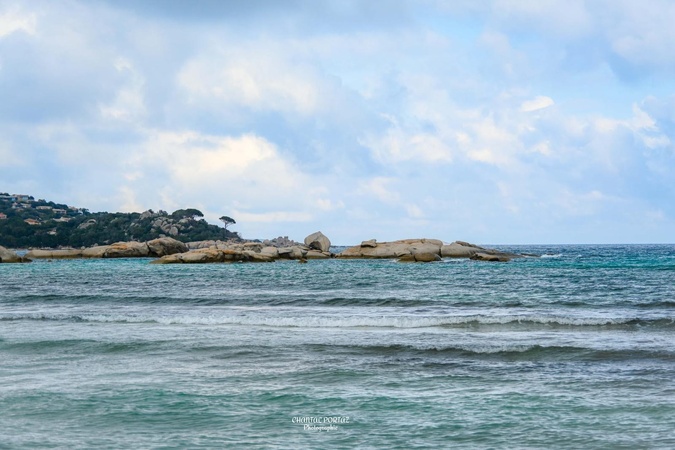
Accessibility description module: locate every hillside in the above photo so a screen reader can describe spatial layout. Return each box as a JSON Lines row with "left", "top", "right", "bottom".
{"left": 0, "top": 193, "right": 239, "bottom": 248}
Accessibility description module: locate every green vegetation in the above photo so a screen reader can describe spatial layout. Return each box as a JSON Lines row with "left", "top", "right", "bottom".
{"left": 0, "top": 193, "right": 239, "bottom": 248}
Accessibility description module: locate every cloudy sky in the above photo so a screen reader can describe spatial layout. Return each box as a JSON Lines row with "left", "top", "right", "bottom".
{"left": 1, "top": 0, "right": 674, "bottom": 244}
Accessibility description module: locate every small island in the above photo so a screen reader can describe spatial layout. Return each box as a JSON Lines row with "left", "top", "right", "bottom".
{"left": 0, "top": 193, "right": 531, "bottom": 264}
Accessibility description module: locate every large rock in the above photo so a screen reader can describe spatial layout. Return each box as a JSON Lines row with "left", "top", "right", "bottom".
{"left": 361, "top": 239, "right": 377, "bottom": 248}
{"left": 441, "top": 241, "right": 523, "bottom": 261}
{"left": 414, "top": 252, "right": 442, "bottom": 262}
{"left": 0, "top": 246, "right": 28, "bottom": 263}
{"left": 82, "top": 246, "right": 109, "bottom": 258}
{"left": 471, "top": 252, "right": 512, "bottom": 262}
{"left": 152, "top": 248, "right": 274, "bottom": 264}
{"left": 304, "top": 231, "right": 331, "bottom": 253}
{"left": 103, "top": 241, "right": 150, "bottom": 258}
{"left": 25, "top": 249, "right": 84, "bottom": 259}
{"left": 338, "top": 239, "right": 442, "bottom": 259}
{"left": 147, "top": 237, "right": 188, "bottom": 257}
{"left": 277, "top": 246, "right": 308, "bottom": 260}
{"left": 259, "top": 246, "right": 277, "bottom": 257}
{"left": 305, "top": 250, "right": 330, "bottom": 260}
{"left": 441, "top": 241, "right": 484, "bottom": 258}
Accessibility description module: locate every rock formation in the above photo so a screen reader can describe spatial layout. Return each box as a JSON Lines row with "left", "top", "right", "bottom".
{"left": 337, "top": 238, "right": 443, "bottom": 259}
{"left": 339, "top": 239, "right": 524, "bottom": 262}
{"left": 147, "top": 237, "right": 189, "bottom": 257}
{"left": 151, "top": 232, "right": 335, "bottom": 264}
{"left": 25, "top": 237, "right": 188, "bottom": 259}
{"left": 151, "top": 248, "right": 276, "bottom": 264}
{"left": 0, "top": 245, "right": 29, "bottom": 263}
{"left": 304, "top": 231, "right": 331, "bottom": 252}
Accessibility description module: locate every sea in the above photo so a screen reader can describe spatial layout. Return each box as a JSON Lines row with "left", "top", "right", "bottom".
{"left": 1, "top": 244, "right": 674, "bottom": 449}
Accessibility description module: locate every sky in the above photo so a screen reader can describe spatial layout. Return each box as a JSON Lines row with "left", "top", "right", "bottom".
{"left": 1, "top": 0, "right": 674, "bottom": 244}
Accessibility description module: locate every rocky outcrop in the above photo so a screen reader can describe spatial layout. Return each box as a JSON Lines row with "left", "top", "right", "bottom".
{"left": 103, "top": 241, "right": 150, "bottom": 258}
{"left": 25, "top": 237, "right": 188, "bottom": 259}
{"left": 337, "top": 239, "right": 443, "bottom": 259}
{"left": 397, "top": 252, "right": 441, "bottom": 263}
{"left": 0, "top": 245, "right": 29, "bottom": 263}
{"left": 82, "top": 246, "right": 109, "bottom": 258}
{"left": 152, "top": 234, "right": 335, "bottom": 264}
{"left": 147, "top": 237, "right": 188, "bottom": 256}
{"left": 470, "top": 252, "right": 512, "bottom": 262}
{"left": 262, "top": 236, "right": 299, "bottom": 247}
{"left": 441, "top": 241, "right": 522, "bottom": 261}
{"left": 25, "top": 249, "right": 85, "bottom": 259}
{"left": 304, "top": 231, "right": 331, "bottom": 252}
{"left": 338, "top": 238, "right": 526, "bottom": 262}
{"left": 441, "top": 241, "right": 484, "bottom": 258}
{"left": 151, "top": 248, "right": 275, "bottom": 264}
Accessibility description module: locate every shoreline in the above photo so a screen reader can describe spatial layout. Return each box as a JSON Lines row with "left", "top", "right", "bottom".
{"left": 2, "top": 233, "right": 532, "bottom": 264}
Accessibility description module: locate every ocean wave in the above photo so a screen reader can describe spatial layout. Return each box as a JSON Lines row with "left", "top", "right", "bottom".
{"left": 1, "top": 312, "right": 673, "bottom": 330}
{"left": 305, "top": 343, "right": 675, "bottom": 361}
{"left": 540, "top": 253, "right": 563, "bottom": 258}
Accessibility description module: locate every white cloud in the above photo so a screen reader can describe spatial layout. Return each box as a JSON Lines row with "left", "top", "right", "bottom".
{"left": 177, "top": 46, "right": 325, "bottom": 116}
{"left": 520, "top": 96, "right": 554, "bottom": 112}
{"left": 99, "top": 58, "right": 147, "bottom": 122}
{"left": 361, "top": 128, "right": 453, "bottom": 164}
{"left": 359, "top": 177, "right": 400, "bottom": 204}
{"left": 0, "top": 7, "right": 36, "bottom": 38}
{"left": 0, "top": 141, "right": 22, "bottom": 167}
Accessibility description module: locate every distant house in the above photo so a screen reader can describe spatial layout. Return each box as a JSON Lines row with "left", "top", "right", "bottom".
{"left": 0, "top": 213, "right": 7, "bottom": 220}
{"left": 36, "top": 205, "right": 53, "bottom": 210}
{"left": 53, "top": 209, "right": 67, "bottom": 214}
{"left": 53, "top": 217, "right": 71, "bottom": 222}
{"left": 20, "top": 203, "right": 32, "bottom": 209}
{"left": 0, "top": 194, "right": 16, "bottom": 201}
{"left": 24, "top": 218, "right": 41, "bottom": 226}
{"left": 13, "top": 194, "right": 32, "bottom": 202}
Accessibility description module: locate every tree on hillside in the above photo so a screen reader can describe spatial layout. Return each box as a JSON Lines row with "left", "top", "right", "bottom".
{"left": 219, "top": 215, "right": 236, "bottom": 230}
{"left": 172, "top": 208, "right": 204, "bottom": 220}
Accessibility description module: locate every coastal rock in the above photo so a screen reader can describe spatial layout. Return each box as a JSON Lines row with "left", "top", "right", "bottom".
{"left": 260, "top": 246, "right": 280, "bottom": 258}
{"left": 103, "top": 241, "right": 150, "bottom": 258}
{"left": 414, "top": 252, "right": 442, "bottom": 262}
{"left": 0, "top": 245, "right": 28, "bottom": 263}
{"left": 147, "top": 237, "right": 188, "bottom": 257}
{"left": 470, "top": 252, "right": 512, "bottom": 262}
{"left": 152, "top": 248, "right": 274, "bottom": 264}
{"left": 277, "top": 246, "right": 308, "bottom": 260}
{"left": 338, "top": 239, "right": 442, "bottom": 259}
{"left": 410, "top": 243, "right": 442, "bottom": 256}
{"left": 305, "top": 250, "right": 330, "bottom": 259}
{"left": 243, "top": 242, "right": 264, "bottom": 253}
{"left": 398, "top": 252, "right": 441, "bottom": 263}
{"left": 361, "top": 239, "right": 377, "bottom": 248}
{"left": 242, "top": 251, "right": 275, "bottom": 262}
{"left": 304, "top": 231, "right": 331, "bottom": 253}
{"left": 82, "top": 246, "right": 109, "bottom": 258}
{"left": 397, "top": 254, "right": 416, "bottom": 262}
{"left": 25, "top": 249, "right": 84, "bottom": 259}
{"left": 441, "top": 241, "right": 483, "bottom": 258}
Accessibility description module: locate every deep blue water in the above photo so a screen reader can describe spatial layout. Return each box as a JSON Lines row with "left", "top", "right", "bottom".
{"left": 1, "top": 245, "right": 674, "bottom": 449}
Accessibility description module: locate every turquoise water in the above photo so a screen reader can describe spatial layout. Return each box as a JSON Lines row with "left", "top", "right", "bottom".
{"left": 1, "top": 245, "right": 674, "bottom": 448}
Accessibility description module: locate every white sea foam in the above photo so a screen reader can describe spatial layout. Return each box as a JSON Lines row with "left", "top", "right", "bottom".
{"left": 0, "top": 312, "right": 645, "bottom": 328}
{"left": 541, "top": 253, "right": 563, "bottom": 258}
